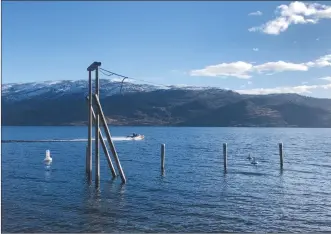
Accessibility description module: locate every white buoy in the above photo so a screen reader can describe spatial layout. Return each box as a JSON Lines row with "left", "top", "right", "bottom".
{"left": 44, "top": 150, "right": 52, "bottom": 163}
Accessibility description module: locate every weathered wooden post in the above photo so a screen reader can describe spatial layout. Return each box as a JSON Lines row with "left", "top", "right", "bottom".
{"left": 279, "top": 142, "right": 284, "bottom": 169}
{"left": 91, "top": 107, "right": 117, "bottom": 178}
{"left": 86, "top": 62, "right": 126, "bottom": 185}
{"left": 161, "top": 144, "right": 165, "bottom": 172}
{"left": 223, "top": 143, "right": 227, "bottom": 171}
{"left": 94, "top": 94, "right": 127, "bottom": 183}
{"left": 86, "top": 69, "right": 93, "bottom": 178}
{"left": 95, "top": 65, "right": 100, "bottom": 186}
{"left": 85, "top": 145, "right": 89, "bottom": 177}
{"left": 86, "top": 62, "right": 101, "bottom": 183}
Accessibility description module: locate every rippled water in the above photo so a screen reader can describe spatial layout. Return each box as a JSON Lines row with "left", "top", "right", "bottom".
{"left": 2, "top": 126, "right": 331, "bottom": 232}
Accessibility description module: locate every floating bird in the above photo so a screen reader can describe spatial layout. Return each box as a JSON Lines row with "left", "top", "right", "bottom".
{"left": 247, "top": 154, "right": 253, "bottom": 160}
{"left": 251, "top": 157, "right": 259, "bottom": 165}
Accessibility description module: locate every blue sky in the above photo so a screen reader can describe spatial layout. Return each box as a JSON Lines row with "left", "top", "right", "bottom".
{"left": 2, "top": 1, "right": 331, "bottom": 97}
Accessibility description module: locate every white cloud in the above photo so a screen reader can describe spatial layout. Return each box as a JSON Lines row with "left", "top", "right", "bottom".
{"left": 189, "top": 54, "right": 331, "bottom": 79}
{"left": 236, "top": 83, "right": 331, "bottom": 95}
{"left": 306, "top": 54, "right": 331, "bottom": 67}
{"left": 190, "top": 61, "right": 253, "bottom": 79}
{"left": 253, "top": 48, "right": 259, "bottom": 52}
{"left": 319, "top": 76, "right": 331, "bottom": 82}
{"left": 249, "top": 1, "right": 331, "bottom": 35}
{"left": 253, "top": 61, "right": 308, "bottom": 73}
{"left": 249, "top": 11, "right": 263, "bottom": 16}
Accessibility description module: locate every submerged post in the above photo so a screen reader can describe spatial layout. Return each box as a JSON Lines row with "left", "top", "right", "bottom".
{"left": 279, "top": 142, "right": 284, "bottom": 169}
{"left": 87, "top": 70, "right": 93, "bottom": 177}
{"left": 85, "top": 145, "right": 89, "bottom": 178}
{"left": 86, "top": 62, "right": 101, "bottom": 182}
{"left": 161, "top": 144, "right": 165, "bottom": 172}
{"left": 223, "top": 143, "right": 227, "bottom": 171}
{"left": 95, "top": 66, "right": 100, "bottom": 186}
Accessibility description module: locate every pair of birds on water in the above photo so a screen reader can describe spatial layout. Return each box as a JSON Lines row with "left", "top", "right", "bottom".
{"left": 247, "top": 154, "right": 258, "bottom": 165}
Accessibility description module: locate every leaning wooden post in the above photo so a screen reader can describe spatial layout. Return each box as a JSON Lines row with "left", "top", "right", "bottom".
{"left": 223, "top": 143, "right": 227, "bottom": 171}
{"left": 91, "top": 107, "right": 117, "bottom": 178}
{"left": 161, "top": 144, "right": 165, "bottom": 172}
{"left": 99, "top": 129, "right": 117, "bottom": 178}
{"left": 279, "top": 142, "right": 284, "bottom": 169}
{"left": 94, "top": 93, "right": 127, "bottom": 183}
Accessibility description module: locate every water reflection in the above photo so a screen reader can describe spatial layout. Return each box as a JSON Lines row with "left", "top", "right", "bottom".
{"left": 44, "top": 163, "right": 52, "bottom": 181}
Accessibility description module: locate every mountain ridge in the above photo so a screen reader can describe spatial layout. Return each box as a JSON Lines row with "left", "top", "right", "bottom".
{"left": 2, "top": 80, "right": 331, "bottom": 127}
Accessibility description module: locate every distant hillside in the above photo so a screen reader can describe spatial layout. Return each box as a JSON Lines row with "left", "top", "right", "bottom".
{"left": 2, "top": 80, "right": 331, "bottom": 127}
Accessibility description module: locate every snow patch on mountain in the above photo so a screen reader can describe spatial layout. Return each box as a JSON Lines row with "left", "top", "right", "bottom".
{"left": 2, "top": 79, "right": 219, "bottom": 102}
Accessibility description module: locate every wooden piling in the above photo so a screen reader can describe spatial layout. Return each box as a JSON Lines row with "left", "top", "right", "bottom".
{"left": 161, "top": 144, "right": 165, "bottom": 172}
{"left": 85, "top": 145, "right": 89, "bottom": 179}
{"left": 95, "top": 68, "right": 100, "bottom": 186}
{"left": 91, "top": 107, "right": 117, "bottom": 178}
{"left": 87, "top": 70, "right": 92, "bottom": 176}
{"left": 279, "top": 142, "right": 284, "bottom": 169}
{"left": 223, "top": 143, "right": 227, "bottom": 171}
{"left": 99, "top": 129, "right": 117, "bottom": 178}
{"left": 94, "top": 94, "right": 127, "bottom": 184}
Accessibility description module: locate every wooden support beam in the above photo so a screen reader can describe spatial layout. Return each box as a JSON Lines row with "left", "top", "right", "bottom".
{"left": 93, "top": 93, "right": 127, "bottom": 184}
{"left": 87, "top": 61, "right": 101, "bottom": 71}
{"left": 91, "top": 107, "right": 117, "bottom": 178}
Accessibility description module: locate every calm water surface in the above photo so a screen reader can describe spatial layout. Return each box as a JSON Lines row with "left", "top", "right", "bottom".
{"left": 2, "top": 126, "right": 331, "bottom": 232}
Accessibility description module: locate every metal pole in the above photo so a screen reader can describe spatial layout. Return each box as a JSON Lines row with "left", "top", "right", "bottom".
{"left": 87, "top": 70, "right": 92, "bottom": 178}
{"left": 95, "top": 67, "right": 100, "bottom": 186}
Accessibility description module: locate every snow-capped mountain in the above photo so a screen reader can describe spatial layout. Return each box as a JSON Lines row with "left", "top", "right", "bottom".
{"left": 1, "top": 79, "right": 215, "bottom": 102}
{"left": 2, "top": 79, "right": 160, "bottom": 102}
{"left": 3, "top": 79, "right": 331, "bottom": 127}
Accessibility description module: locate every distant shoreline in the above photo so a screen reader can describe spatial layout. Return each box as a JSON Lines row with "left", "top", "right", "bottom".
{"left": 2, "top": 124, "right": 331, "bottom": 128}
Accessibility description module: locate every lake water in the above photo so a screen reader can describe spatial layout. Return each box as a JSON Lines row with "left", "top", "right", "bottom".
{"left": 2, "top": 126, "right": 331, "bottom": 232}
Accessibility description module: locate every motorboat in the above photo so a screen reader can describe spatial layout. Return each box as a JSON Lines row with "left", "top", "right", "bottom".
{"left": 127, "top": 133, "right": 145, "bottom": 140}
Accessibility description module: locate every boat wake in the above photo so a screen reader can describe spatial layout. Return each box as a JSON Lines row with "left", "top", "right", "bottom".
{"left": 2, "top": 136, "right": 143, "bottom": 143}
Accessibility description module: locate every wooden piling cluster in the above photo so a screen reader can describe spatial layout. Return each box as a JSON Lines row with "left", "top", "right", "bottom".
{"left": 86, "top": 62, "right": 126, "bottom": 186}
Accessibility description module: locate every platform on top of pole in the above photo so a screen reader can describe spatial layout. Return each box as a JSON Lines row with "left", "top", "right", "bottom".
{"left": 87, "top": 62, "right": 101, "bottom": 71}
